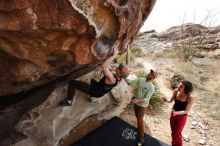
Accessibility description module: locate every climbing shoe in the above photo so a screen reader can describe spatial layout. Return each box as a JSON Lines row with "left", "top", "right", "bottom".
{"left": 89, "top": 97, "right": 101, "bottom": 103}
{"left": 59, "top": 99, "right": 72, "bottom": 106}
{"left": 89, "top": 97, "right": 95, "bottom": 103}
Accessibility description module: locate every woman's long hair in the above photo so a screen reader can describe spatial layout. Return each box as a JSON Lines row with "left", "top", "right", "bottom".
{"left": 181, "top": 80, "right": 193, "bottom": 96}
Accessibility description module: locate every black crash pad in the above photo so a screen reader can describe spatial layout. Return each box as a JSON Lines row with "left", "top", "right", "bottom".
{"left": 71, "top": 117, "right": 170, "bottom": 146}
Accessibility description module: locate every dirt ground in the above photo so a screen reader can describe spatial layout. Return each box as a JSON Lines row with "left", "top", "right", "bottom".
{"left": 120, "top": 50, "right": 220, "bottom": 146}
{"left": 60, "top": 49, "right": 220, "bottom": 146}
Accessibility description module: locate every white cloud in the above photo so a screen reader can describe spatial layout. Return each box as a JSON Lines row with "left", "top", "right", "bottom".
{"left": 140, "top": 0, "right": 220, "bottom": 32}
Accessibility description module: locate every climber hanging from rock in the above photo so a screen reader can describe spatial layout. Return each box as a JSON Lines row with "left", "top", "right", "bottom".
{"left": 59, "top": 43, "right": 130, "bottom": 106}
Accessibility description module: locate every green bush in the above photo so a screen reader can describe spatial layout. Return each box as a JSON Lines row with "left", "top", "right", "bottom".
{"left": 154, "top": 49, "right": 176, "bottom": 58}
{"left": 116, "top": 47, "right": 142, "bottom": 63}
{"left": 151, "top": 33, "right": 159, "bottom": 38}
{"left": 173, "top": 41, "right": 196, "bottom": 61}
{"left": 136, "top": 70, "right": 147, "bottom": 78}
{"left": 149, "top": 81, "right": 161, "bottom": 106}
{"left": 131, "top": 47, "right": 142, "bottom": 55}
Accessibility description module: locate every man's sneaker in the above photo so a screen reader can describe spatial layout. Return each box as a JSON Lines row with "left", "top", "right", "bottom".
{"left": 59, "top": 99, "right": 72, "bottom": 106}
{"left": 137, "top": 139, "right": 144, "bottom": 146}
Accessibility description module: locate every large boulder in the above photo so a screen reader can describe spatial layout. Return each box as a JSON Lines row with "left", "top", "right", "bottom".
{"left": 0, "top": 0, "right": 156, "bottom": 95}
{"left": 14, "top": 72, "right": 132, "bottom": 146}
{"left": 0, "top": 0, "right": 156, "bottom": 146}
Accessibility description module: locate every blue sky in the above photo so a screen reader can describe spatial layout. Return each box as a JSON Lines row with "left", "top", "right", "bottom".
{"left": 140, "top": 0, "right": 220, "bottom": 32}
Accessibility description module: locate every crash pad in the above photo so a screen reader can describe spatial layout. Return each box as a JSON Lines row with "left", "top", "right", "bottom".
{"left": 71, "top": 116, "right": 170, "bottom": 146}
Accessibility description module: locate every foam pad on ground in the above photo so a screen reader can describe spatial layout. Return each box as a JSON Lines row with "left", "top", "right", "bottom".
{"left": 71, "top": 117, "right": 170, "bottom": 146}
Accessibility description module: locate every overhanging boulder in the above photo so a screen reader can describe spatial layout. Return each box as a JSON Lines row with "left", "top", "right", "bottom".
{"left": 0, "top": 0, "right": 156, "bottom": 95}
{"left": 0, "top": 0, "right": 157, "bottom": 146}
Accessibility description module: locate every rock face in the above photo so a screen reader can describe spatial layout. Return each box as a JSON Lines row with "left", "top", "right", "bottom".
{"left": 0, "top": 0, "right": 156, "bottom": 146}
{"left": 15, "top": 73, "right": 132, "bottom": 146}
{"left": 0, "top": 0, "right": 156, "bottom": 95}
{"left": 133, "top": 24, "right": 220, "bottom": 54}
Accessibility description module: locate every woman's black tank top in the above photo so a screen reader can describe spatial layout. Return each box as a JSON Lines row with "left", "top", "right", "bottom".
{"left": 173, "top": 95, "right": 188, "bottom": 111}
{"left": 90, "top": 76, "right": 118, "bottom": 97}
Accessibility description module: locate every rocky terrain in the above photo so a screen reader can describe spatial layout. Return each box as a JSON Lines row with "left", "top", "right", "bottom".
{"left": 121, "top": 24, "right": 220, "bottom": 146}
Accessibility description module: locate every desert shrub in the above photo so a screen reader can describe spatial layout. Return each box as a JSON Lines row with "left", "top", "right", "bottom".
{"left": 149, "top": 81, "right": 161, "bottom": 106}
{"left": 135, "top": 62, "right": 144, "bottom": 68}
{"left": 136, "top": 70, "right": 147, "bottom": 78}
{"left": 173, "top": 41, "right": 196, "bottom": 61}
{"left": 130, "top": 47, "right": 143, "bottom": 60}
{"left": 131, "top": 47, "right": 142, "bottom": 55}
{"left": 214, "top": 54, "right": 220, "bottom": 59}
{"left": 116, "top": 47, "right": 143, "bottom": 63}
{"left": 154, "top": 49, "right": 176, "bottom": 58}
{"left": 151, "top": 33, "right": 159, "bottom": 38}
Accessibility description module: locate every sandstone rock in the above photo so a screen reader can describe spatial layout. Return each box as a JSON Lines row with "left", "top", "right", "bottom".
{"left": 212, "top": 49, "right": 220, "bottom": 59}
{"left": 15, "top": 73, "right": 132, "bottom": 146}
{"left": 0, "top": 0, "right": 157, "bottom": 96}
{"left": 199, "top": 138, "right": 206, "bottom": 145}
{"left": 198, "top": 121, "right": 206, "bottom": 130}
{"left": 199, "top": 129, "right": 206, "bottom": 135}
{"left": 0, "top": 0, "right": 157, "bottom": 145}
{"left": 207, "top": 140, "right": 215, "bottom": 146}
{"left": 182, "top": 134, "right": 191, "bottom": 142}
{"left": 140, "top": 24, "right": 220, "bottom": 61}
{"left": 192, "top": 58, "right": 215, "bottom": 66}
{"left": 192, "top": 120, "right": 198, "bottom": 126}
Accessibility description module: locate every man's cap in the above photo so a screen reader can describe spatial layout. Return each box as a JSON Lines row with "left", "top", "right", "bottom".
{"left": 118, "top": 63, "right": 129, "bottom": 78}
